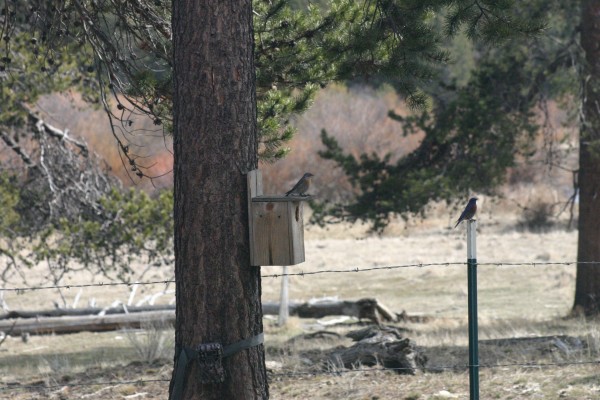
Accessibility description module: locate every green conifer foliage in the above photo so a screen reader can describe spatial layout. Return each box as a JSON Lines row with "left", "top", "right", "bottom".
{"left": 0, "top": 0, "right": 549, "bottom": 279}
{"left": 314, "top": 0, "right": 577, "bottom": 230}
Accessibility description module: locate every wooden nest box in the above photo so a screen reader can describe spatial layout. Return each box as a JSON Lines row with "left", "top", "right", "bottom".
{"left": 247, "top": 170, "right": 312, "bottom": 266}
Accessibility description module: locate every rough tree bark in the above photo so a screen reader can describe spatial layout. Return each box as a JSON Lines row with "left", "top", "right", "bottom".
{"left": 574, "top": 0, "right": 600, "bottom": 316}
{"left": 170, "top": 0, "right": 268, "bottom": 398}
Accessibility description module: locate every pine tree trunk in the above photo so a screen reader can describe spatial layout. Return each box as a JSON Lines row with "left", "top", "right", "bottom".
{"left": 574, "top": 0, "right": 600, "bottom": 316}
{"left": 170, "top": 0, "right": 268, "bottom": 398}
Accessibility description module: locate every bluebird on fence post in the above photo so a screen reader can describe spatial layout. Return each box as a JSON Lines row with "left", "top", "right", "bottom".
{"left": 454, "top": 197, "right": 478, "bottom": 228}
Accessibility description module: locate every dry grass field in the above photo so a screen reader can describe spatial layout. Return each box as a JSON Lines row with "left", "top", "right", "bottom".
{"left": 2, "top": 198, "right": 599, "bottom": 399}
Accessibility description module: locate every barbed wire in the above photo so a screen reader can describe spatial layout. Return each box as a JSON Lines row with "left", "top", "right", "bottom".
{"left": 0, "top": 378, "right": 170, "bottom": 393}
{"left": 262, "top": 260, "right": 600, "bottom": 278}
{"left": 1, "top": 359, "right": 599, "bottom": 393}
{"left": 262, "top": 262, "right": 464, "bottom": 278}
{"left": 1, "top": 260, "right": 599, "bottom": 292}
{"left": 270, "top": 359, "right": 600, "bottom": 377}
{"left": 0, "top": 279, "right": 175, "bottom": 292}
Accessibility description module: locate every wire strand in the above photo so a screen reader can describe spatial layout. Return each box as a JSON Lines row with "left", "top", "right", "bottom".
{"left": 0, "top": 378, "right": 170, "bottom": 393}
{"left": 269, "top": 359, "right": 600, "bottom": 377}
{"left": 0, "top": 280, "right": 174, "bottom": 292}
{"left": 1, "top": 260, "right": 598, "bottom": 292}
{"left": 2, "top": 359, "right": 599, "bottom": 392}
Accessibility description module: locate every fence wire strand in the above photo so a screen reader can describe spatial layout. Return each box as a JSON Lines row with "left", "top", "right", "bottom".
{"left": 269, "top": 359, "right": 600, "bottom": 377}
{"left": 0, "top": 378, "right": 170, "bottom": 393}
{"left": 2, "top": 359, "right": 600, "bottom": 393}
{"left": 1, "top": 260, "right": 599, "bottom": 292}
{"left": 0, "top": 279, "right": 175, "bottom": 292}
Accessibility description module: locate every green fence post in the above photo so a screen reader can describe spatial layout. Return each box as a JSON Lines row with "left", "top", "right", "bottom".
{"left": 467, "top": 220, "right": 479, "bottom": 400}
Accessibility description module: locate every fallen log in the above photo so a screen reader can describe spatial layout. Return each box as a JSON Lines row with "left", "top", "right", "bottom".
{"left": 0, "top": 310, "right": 175, "bottom": 336}
{"left": 3, "top": 298, "right": 398, "bottom": 322}
{"left": 0, "top": 304, "right": 176, "bottom": 320}
{"left": 480, "top": 335, "right": 585, "bottom": 358}
{"left": 328, "top": 326, "right": 427, "bottom": 374}
{"left": 0, "top": 303, "right": 290, "bottom": 320}
{"left": 261, "top": 302, "right": 300, "bottom": 316}
{"left": 287, "top": 330, "right": 342, "bottom": 344}
{"left": 289, "top": 298, "right": 396, "bottom": 324}
{"left": 0, "top": 298, "right": 402, "bottom": 336}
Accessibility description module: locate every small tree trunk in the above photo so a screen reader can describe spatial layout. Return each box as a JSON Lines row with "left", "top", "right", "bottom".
{"left": 574, "top": 0, "right": 600, "bottom": 316}
{"left": 170, "top": 0, "right": 268, "bottom": 398}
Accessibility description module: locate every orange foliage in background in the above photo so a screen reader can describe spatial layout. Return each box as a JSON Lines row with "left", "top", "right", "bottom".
{"left": 30, "top": 84, "right": 577, "bottom": 207}
{"left": 32, "top": 84, "right": 419, "bottom": 200}
{"left": 261, "top": 84, "right": 422, "bottom": 201}
{"left": 36, "top": 92, "right": 173, "bottom": 192}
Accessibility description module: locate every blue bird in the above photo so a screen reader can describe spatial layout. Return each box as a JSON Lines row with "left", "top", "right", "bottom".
{"left": 454, "top": 197, "right": 478, "bottom": 228}
{"left": 285, "top": 172, "right": 314, "bottom": 196}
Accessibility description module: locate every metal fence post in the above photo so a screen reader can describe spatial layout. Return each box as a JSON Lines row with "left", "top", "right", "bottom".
{"left": 278, "top": 265, "right": 289, "bottom": 326}
{"left": 467, "top": 220, "right": 479, "bottom": 399}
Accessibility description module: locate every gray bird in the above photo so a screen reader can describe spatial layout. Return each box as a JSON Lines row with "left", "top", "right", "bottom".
{"left": 454, "top": 197, "right": 478, "bottom": 228}
{"left": 285, "top": 172, "right": 314, "bottom": 196}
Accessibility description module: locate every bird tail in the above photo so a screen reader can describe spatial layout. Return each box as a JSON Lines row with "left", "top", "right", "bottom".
{"left": 454, "top": 220, "right": 461, "bottom": 229}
